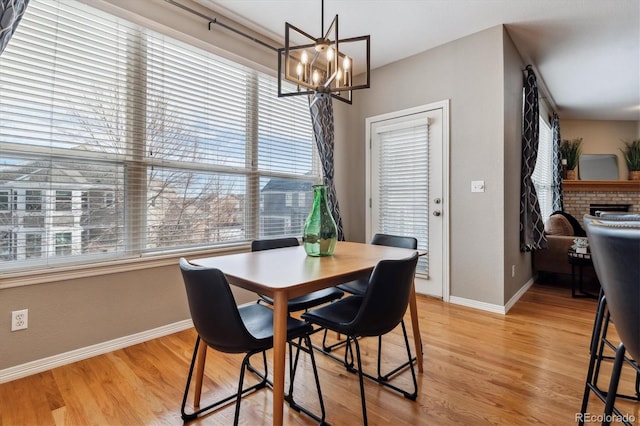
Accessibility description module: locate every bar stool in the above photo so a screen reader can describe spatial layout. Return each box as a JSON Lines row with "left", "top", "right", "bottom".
{"left": 580, "top": 290, "right": 640, "bottom": 426}
{"left": 579, "top": 216, "right": 640, "bottom": 425}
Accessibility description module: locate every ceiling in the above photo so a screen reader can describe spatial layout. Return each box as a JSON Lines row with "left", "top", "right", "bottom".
{"left": 195, "top": 0, "right": 639, "bottom": 121}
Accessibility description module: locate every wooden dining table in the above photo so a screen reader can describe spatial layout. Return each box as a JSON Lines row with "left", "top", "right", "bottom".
{"left": 191, "top": 241, "right": 424, "bottom": 426}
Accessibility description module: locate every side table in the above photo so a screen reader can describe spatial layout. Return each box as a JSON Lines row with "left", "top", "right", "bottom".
{"left": 567, "top": 248, "right": 598, "bottom": 298}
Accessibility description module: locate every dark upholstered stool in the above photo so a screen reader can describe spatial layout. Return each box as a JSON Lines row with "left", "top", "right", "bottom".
{"left": 579, "top": 216, "right": 640, "bottom": 426}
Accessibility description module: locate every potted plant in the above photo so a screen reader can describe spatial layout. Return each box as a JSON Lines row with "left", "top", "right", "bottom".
{"left": 620, "top": 139, "right": 640, "bottom": 180}
{"left": 560, "top": 137, "right": 583, "bottom": 179}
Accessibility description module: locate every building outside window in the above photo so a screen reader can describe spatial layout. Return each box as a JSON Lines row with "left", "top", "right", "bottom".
{"left": 0, "top": 190, "right": 13, "bottom": 212}
{"left": 55, "top": 191, "right": 72, "bottom": 212}
{"left": 25, "top": 234, "right": 42, "bottom": 259}
{"left": 25, "top": 190, "right": 42, "bottom": 211}
{"left": 54, "top": 232, "right": 72, "bottom": 256}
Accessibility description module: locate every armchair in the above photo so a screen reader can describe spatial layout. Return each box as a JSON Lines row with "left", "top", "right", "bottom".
{"left": 533, "top": 211, "right": 590, "bottom": 278}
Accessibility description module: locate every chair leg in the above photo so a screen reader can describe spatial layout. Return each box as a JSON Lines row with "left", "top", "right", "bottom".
{"left": 286, "top": 338, "right": 300, "bottom": 403}
{"left": 181, "top": 336, "right": 269, "bottom": 422}
{"left": 352, "top": 337, "right": 369, "bottom": 426}
{"left": 579, "top": 295, "right": 639, "bottom": 426}
{"left": 311, "top": 326, "right": 353, "bottom": 369}
{"left": 399, "top": 320, "right": 419, "bottom": 400}
{"left": 181, "top": 336, "right": 203, "bottom": 421}
{"left": 193, "top": 341, "right": 208, "bottom": 408}
{"left": 349, "top": 322, "right": 418, "bottom": 400}
{"left": 587, "top": 297, "right": 640, "bottom": 403}
{"left": 305, "top": 335, "right": 327, "bottom": 424}
{"left": 343, "top": 337, "right": 357, "bottom": 373}
{"left": 580, "top": 293, "right": 608, "bottom": 423}
{"left": 246, "top": 351, "right": 270, "bottom": 386}
{"left": 593, "top": 310, "right": 612, "bottom": 390}
{"left": 376, "top": 320, "right": 417, "bottom": 382}
{"left": 603, "top": 343, "right": 625, "bottom": 426}
{"left": 234, "top": 355, "right": 248, "bottom": 425}
{"left": 377, "top": 335, "right": 383, "bottom": 379}
{"left": 287, "top": 336, "right": 327, "bottom": 425}
{"left": 321, "top": 328, "right": 349, "bottom": 352}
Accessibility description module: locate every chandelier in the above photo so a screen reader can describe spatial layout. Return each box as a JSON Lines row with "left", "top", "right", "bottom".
{"left": 277, "top": 0, "right": 370, "bottom": 104}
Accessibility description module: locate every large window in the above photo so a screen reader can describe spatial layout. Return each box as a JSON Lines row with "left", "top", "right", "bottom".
{"left": 0, "top": 0, "right": 319, "bottom": 270}
{"left": 532, "top": 116, "right": 554, "bottom": 221}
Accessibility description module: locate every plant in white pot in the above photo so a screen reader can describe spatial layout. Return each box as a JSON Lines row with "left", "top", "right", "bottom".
{"left": 560, "top": 137, "right": 582, "bottom": 180}
{"left": 620, "top": 139, "right": 640, "bottom": 180}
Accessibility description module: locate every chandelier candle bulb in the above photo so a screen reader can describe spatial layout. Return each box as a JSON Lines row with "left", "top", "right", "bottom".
{"left": 301, "top": 50, "right": 308, "bottom": 81}
{"left": 343, "top": 57, "right": 350, "bottom": 84}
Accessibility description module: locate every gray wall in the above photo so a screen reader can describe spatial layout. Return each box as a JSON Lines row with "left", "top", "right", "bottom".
{"left": 1, "top": 265, "right": 187, "bottom": 369}
{"left": 502, "top": 28, "right": 531, "bottom": 303}
{"left": 561, "top": 120, "right": 640, "bottom": 180}
{"left": 335, "top": 25, "right": 529, "bottom": 306}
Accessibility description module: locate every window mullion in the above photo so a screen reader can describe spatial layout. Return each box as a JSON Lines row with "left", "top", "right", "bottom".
{"left": 125, "top": 29, "right": 147, "bottom": 255}
{"left": 246, "top": 72, "right": 259, "bottom": 240}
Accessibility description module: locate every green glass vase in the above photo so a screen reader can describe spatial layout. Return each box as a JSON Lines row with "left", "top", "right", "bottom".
{"left": 303, "top": 184, "right": 337, "bottom": 256}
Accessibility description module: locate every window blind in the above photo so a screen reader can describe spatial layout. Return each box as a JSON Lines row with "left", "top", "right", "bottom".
{"left": 376, "top": 123, "right": 430, "bottom": 276}
{"left": 532, "top": 117, "right": 554, "bottom": 221}
{"left": 0, "top": 0, "right": 319, "bottom": 270}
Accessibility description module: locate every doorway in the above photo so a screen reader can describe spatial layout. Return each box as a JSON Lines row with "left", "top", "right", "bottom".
{"left": 365, "top": 101, "right": 450, "bottom": 299}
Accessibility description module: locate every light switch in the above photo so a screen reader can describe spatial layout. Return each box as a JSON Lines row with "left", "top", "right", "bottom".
{"left": 471, "top": 180, "right": 485, "bottom": 193}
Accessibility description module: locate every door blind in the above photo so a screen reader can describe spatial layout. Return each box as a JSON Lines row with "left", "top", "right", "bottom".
{"left": 376, "top": 122, "right": 430, "bottom": 275}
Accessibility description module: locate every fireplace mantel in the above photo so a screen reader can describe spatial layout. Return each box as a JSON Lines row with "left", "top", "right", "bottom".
{"left": 563, "top": 180, "right": 640, "bottom": 192}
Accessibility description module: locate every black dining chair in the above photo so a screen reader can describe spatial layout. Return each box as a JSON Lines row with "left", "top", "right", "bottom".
{"left": 328, "top": 234, "right": 418, "bottom": 380}
{"left": 178, "top": 258, "right": 326, "bottom": 425}
{"left": 302, "top": 253, "right": 420, "bottom": 425}
{"left": 251, "top": 237, "right": 345, "bottom": 312}
{"left": 580, "top": 217, "right": 640, "bottom": 426}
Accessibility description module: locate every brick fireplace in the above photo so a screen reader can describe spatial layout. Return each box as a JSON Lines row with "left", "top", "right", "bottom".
{"left": 563, "top": 180, "right": 640, "bottom": 219}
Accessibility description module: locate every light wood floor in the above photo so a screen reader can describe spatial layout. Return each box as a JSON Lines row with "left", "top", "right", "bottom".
{"left": 2, "top": 281, "right": 639, "bottom": 425}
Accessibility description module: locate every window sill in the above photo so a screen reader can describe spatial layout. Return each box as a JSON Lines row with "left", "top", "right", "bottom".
{"left": 0, "top": 243, "right": 251, "bottom": 290}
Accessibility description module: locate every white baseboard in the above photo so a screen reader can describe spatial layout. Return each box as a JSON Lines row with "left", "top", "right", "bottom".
{"left": 504, "top": 277, "right": 535, "bottom": 313}
{"left": 0, "top": 319, "right": 193, "bottom": 384}
{"left": 449, "top": 278, "right": 535, "bottom": 315}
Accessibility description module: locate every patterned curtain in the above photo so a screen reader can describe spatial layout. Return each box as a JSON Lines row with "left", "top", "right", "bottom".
{"left": 309, "top": 96, "right": 345, "bottom": 241}
{"left": 0, "top": 0, "right": 29, "bottom": 55}
{"left": 550, "top": 112, "right": 564, "bottom": 212}
{"left": 519, "top": 65, "right": 547, "bottom": 251}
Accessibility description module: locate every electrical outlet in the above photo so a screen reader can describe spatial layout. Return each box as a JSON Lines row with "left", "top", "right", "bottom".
{"left": 511, "top": 265, "right": 516, "bottom": 278}
{"left": 11, "top": 309, "right": 28, "bottom": 331}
